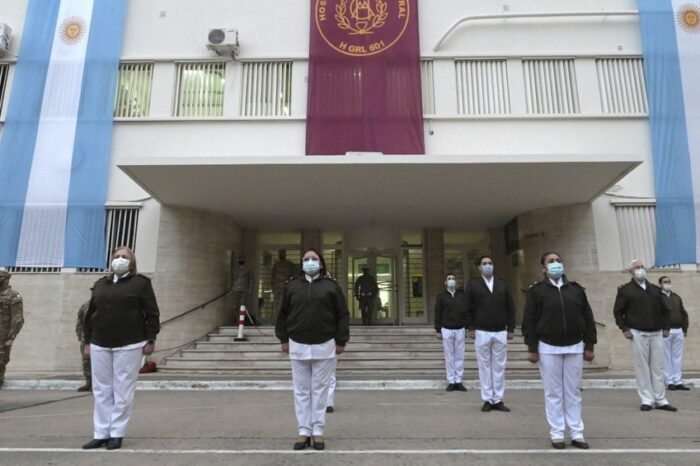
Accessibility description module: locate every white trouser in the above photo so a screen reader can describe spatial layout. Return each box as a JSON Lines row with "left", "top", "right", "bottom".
{"left": 664, "top": 328, "right": 685, "bottom": 385}
{"left": 326, "top": 356, "right": 337, "bottom": 408}
{"left": 538, "top": 352, "right": 584, "bottom": 441}
{"left": 441, "top": 327, "right": 465, "bottom": 384}
{"left": 630, "top": 329, "right": 668, "bottom": 406}
{"left": 475, "top": 330, "right": 508, "bottom": 404}
{"left": 291, "top": 357, "right": 335, "bottom": 436}
{"left": 90, "top": 343, "right": 144, "bottom": 439}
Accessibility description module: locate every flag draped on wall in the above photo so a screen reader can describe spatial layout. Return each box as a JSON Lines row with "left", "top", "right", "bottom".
{"left": 306, "top": 0, "right": 425, "bottom": 155}
{"left": 0, "top": 0, "right": 126, "bottom": 268}
{"left": 638, "top": 0, "right": 700, "bottom": 266}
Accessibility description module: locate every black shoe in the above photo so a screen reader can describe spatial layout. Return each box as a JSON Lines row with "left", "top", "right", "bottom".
{"left": 491, "top": 401, "right": 511, "bottom": 412}
{"left": 656, "top": 404, "right": 678, "bottom": 412}
{"left": 82, "top": 438, "right": 109, "bottom": 449}
{"left": 326, "top": 406, "right": 334, "bottom": 413}
{"left": 77, "top": 384, "right": 92, "bottom": 392}
{"left": 640, "top": 404, "right": 652, "bottom": 411}
{"left": 551, "top": 440, "right": 566, "bottom": 449}
{"left": 571, "top": 439, "right": 589, "bottom": 449}
{"left": 106, "top": 438, "right": 122, "bottom": 450}
{"left": 446, "top": 383, "right": 455, "bottom": 392}
{"left": 293, "top": 437, "right": 311, "bottom": 450}
{"left": 454, "top": 382, "right": 467, "bottom": 392}
{"left": 481, "top": 402, "right": 492, "bottom": 412}
{"left": 667, "top": 384, "right": 677, "bottom": 391}
{"left": 675, "top": 384, "right": 690, "bottom": 391}
{"left": 312, "top": 436, "right": 325, "bottom": 450}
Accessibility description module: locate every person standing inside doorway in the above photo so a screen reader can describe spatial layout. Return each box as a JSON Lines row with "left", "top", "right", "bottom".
{"left": 523, "top": 252, "right": 596, "bottom": 450}
{"left": 435, "top": 274, "right": 468, "bottom": 392}
{"left": 231, "top": 258, "right": 252, "bottom": 322}
{"left": 658, "top": 276, "right": 690, "bottom": 391}
{"left": 272, "top": 249, "right": 297, "bottom": 313}
{"left": 354, "top": 266, "right": 378, "bottom": 325}
{"left": 466, "top": 256, "right": 515, "bottom": 412}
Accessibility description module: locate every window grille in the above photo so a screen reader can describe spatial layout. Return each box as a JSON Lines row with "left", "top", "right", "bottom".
{"left": 614, "top": 204, "right": 679, "bottom": 270}
{"left": 402, "top": 247, "right": 424, "bottom": 318}
{"left": 174, "top": 62, "right": 226, "bottom": 117}
{"left": 596, "top": 58, "right": 648, "bottom": 114}
{"left": 77, "top": 208, "right": 140, "bottom": 273}
{"left": 5, "top": 266, "right": 61, "bottom": 273}
{"left": 523, "top": 59, "right": 580, "bottom": 114}
{"left": 421, "top": 60, "right": 435, "bottom": 115}
{"left": 455, "top": 59, "right": 510, "bottom": 115}
{"left": 240, "top": 61, "right": 292, "bottom": 117}
{"left": 114, "top": 62, "right": 153, "bottom": 117}
{"left": 0, "top": 64, "right": 9, "bottom": 115}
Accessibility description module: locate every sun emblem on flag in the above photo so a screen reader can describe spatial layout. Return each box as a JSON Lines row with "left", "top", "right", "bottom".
{"left": 59, "top": 16, "right": 87, "bottom": 45}
{"left": 676, "top": 4, "right": 700, "bottom": 33}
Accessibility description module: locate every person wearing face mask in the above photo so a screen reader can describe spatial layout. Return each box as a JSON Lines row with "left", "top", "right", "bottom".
{"left": 465, "top": 256, "right": 516, "bottom": 412}
{"left": 658, "top": 276, "right": 690, "bottom": 391}
{"left": 0, "top": 270, "right": 24, "bottom": 389}
{"left": 613, "top": 259, "right": 676, "bottom": 412}
{"left": 275, "top": 248, "right": 350, "bottom": 451}
{"left": 434, "top": 274, "right": 468, "bottom": 392}
{"left": 522, "top": 252, "right": 596, "bottom": 450}
{"left": 82, "top": 247, "right": 160, "bottom": 451}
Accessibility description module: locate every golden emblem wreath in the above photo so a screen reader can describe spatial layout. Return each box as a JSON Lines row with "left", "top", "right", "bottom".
{"left": 335, "top": 0, "right": 389, "bottom": 35}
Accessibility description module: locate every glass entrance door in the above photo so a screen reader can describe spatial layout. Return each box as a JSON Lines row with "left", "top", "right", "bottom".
{"left": 347, "top": 249, "right": 397, "bottom": 325}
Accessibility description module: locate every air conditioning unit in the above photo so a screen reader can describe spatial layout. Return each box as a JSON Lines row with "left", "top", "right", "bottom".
{"left": 206, "top": 28, "right": 239, "bottom": 58}
{"left": 0, "top": 23, "right": 12, "bottom": 58}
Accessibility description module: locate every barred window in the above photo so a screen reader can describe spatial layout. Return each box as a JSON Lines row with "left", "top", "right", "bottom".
{"left": 523, "top": 59, "right": 580, "bottom": 114}
{"left": 77, "top": 207, "right": 140, "bottom": 273}
{"left": 421, "top": 60, "right": 435, "bottom": 115}
{"left": 114, "top": 63, "right": 153, "bottom": 118}
{"left": 240, "top": 61, "right": 292, "bottom": 116}
{"left": 174, "top": 62, "right": 226, "bottom": 117}
{"left": 0, "top": 63, "right": 8, "bottom": 115}
{"left": 596, "top": 58, "right": 648, "bottom": 114}
{"left": 455, "top": 59, "right": 510, "bottom": 115}
{"left": 5, "top": 266, "right": 61, "bottom": 274}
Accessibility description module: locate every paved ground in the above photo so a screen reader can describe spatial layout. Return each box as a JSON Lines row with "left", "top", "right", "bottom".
{"left": 0, "top": 387, "right": 698, "bottom": 465}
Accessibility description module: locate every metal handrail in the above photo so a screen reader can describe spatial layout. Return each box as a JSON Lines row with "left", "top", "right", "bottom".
{"left": 433, "top": 10, "right": 639, "bottom": 52}
{"left": 160, "top": 290, "right": 231, "bottom": 327}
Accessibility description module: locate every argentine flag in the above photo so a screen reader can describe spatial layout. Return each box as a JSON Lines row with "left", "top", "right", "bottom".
{"left": 638, "top": 0, "right": 700, "bottom": 266}
{"left": 0, "top": 0, "right": 125, "bottom": 268}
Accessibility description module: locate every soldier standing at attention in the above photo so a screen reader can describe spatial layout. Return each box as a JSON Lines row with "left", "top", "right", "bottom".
{"left": 76, "top": 298, "right": 92, "bottom": 392}
{"left": 354, "top": 266, "right": 378, "bottom": 325}
{"left": 272, "top": 249, "right": 297, "bottom": 313}
{"left": 0, "top": 270, "right": 24, "bottom": 389}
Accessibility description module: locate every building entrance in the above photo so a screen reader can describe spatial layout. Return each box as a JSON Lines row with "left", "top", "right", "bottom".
{"left": 347, "top": 249, "right": 397, "bottom": 325}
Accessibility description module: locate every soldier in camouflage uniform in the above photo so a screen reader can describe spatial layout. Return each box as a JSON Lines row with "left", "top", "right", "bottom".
{"left": 75, "top": 299, "right": 92, "bottom": 392}
{"left": 272, "top": 249, "right": 297, "bottom": 314}
{"left": 0, "top": 270, "right": 24, "bottom": 389}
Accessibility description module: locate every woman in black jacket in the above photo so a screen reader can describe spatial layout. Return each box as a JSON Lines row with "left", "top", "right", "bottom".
{"left": 81, "top": 247, "right": 160, "bottom": 451}
{"left": 523, "top": 251, "right": 596, "bottom": 450}
{"left": 275, "top": 248, "right": 350, "bottom": 451}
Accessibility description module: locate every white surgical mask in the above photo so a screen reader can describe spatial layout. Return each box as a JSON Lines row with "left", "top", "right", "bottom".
{"left": 662, "top": 283, "right": 672, "bottom": 292}
{"left": 111, "top": 257, "right": 130, "bottom": 275}
{"left": 481, "top": 264, "right": 494, "bottom": 277}
{"left": 303, "top": 259, "right": 321, "bottom": 276}
{"left": 634, "top": 268, "right": 646, "bottom": 281}
{"left": 446, "top": 279, "right": 456, "bottom": 289}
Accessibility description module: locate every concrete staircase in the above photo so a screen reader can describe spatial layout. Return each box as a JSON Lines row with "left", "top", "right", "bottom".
{"left": 159, "top": 326, "right": 608, "bottom": 378}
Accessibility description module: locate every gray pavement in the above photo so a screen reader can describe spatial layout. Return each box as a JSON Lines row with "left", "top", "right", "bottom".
{"left": 0, "top": 387, "right": 699, "bottom": 465}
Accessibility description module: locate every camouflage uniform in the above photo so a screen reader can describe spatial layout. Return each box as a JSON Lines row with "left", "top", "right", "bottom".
{"left": 0, "top": 271, "right": 24, "bottom": 388}
{"left": 76, "top": 300, "right": 92, "bottom": 382}
{"left": 272, "top": 257, "right": 297, "bottom": 313}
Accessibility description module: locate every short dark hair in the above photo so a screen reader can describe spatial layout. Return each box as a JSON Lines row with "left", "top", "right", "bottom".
{"left": 475, "top": 255, "right": 493, "bottom": 267}
{"left": 540, "top": 251, "right": 561, "bottom": 265}
{"left": 445, "top": 273, "right": 456, "bottom": 280}
{"left": 658, "top": 276, "right": 671, "bottom": 285}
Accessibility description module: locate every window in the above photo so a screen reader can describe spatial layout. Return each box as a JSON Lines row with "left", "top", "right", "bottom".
{"left": 421, "top": 60, "right": 435, "bottom": 115}
{"left": 596, "top": 58, "right": 648, "bottom": 114}
{"left": 5, "top": 266, "right": 61, "bottom": 273}
{"left": 114, "top": 63, "right": 153, "bottom": 117}
{"left": 240, "top": 61, "right": 292, "bottom": 116}
{"left": 0, "top": 64, "right": 8, "bottom": 115}
{"left": 614, "top": 204, "right": 679, "bottom": 270}
{"left": 455, "top": 59, "right": 510, "bottom": 115}
{"left": 77, "top": 207, "right": 140, "bottom": 272}
{"left": 523, "top": 59, "right": 580, "bottom": 114}
{"left": 174, "top": 62, "right": 226, "bottom": 117}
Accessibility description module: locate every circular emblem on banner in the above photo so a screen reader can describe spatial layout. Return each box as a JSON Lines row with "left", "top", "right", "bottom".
{"left": 676, "top": 4, "right": 700, "bottom": 33}
{"left": 59, "top": 16, "right": 87, "bottom": 45}
{"left": 315, "top": 0, "right": 411, "bottom": 57}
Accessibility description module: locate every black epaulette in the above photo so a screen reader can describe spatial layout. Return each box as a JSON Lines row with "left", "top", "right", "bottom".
{"left": 135, "top": 273, "right": 152, "bottom": 281}
{"left": 569, "top": 281, "right": 585, "bottom": 290}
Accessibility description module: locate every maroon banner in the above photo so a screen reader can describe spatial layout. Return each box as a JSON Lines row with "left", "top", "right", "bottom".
{"left": 306, "top": 0, "right": 425, "bottom": 155}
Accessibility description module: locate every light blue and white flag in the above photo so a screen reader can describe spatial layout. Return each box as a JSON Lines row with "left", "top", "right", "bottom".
{"left": 638, "top": 0, "right": 700, "bottom": 266}
{"left": 0, "top": 0, "right": 125, "bottom": 268}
